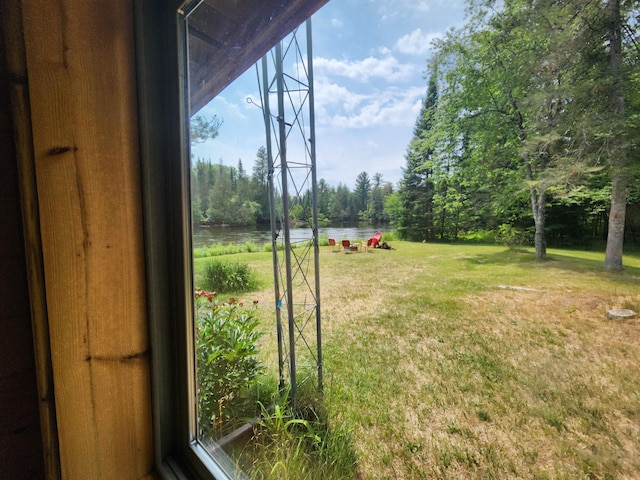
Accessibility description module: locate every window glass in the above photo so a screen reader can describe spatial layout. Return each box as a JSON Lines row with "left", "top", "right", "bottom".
{"left": 181, "top": 3, "right": 325, "bottom": 478}
{"left": 182, "top": 3, "right": 277, "bottom": 475}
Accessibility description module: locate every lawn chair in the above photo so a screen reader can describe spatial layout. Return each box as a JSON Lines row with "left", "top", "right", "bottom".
{"left": 365, "top": 237, "right": 373, "bottom": 251}
{"left": 328, "top": 238, "right": 340, "bottom": 252}
{"left": 369, "top": 231, "right": 382, "bottom": 248}
{"left": 341, "top": 239, "right": 358, "bottom": 253}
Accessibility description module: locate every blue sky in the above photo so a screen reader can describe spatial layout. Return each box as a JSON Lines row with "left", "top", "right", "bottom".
{"left": 191, "top": 0, "right": 466, "bottom": 189}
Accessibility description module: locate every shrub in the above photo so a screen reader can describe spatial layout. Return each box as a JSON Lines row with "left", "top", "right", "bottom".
{"left": 495, "top": 223, "right": 531, "bottom": 249}
{"left": 381, "top": 230, "right": 399, "bottom": 241}
{"left": 204, "top": 259, "right": 257, "bottom": 293}
{"left": 195, "top": 289, "right": 264, "bottom": 438}
{"left": 458, "top": 229, "right": 497, "bottom": 244}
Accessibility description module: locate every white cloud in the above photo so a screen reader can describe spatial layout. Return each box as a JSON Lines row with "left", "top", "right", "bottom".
{"left": 315, "top": 78, "right": 424, "bottom": 129}
{"left": 330, "top": 18, "right": 343, "bottom": 28}
{"left": 395, "top": 28, "right": 441, "bottom": 56}
{"left": 314, "top": 55, "right": 416, "bottom": 83}
{"left": 376, "top": 0, "right": 430, "bottom": 22}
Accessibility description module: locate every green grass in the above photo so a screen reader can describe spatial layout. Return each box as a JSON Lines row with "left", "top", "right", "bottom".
{"left": 195, "top": 242, "right": 640, "bottom": 479}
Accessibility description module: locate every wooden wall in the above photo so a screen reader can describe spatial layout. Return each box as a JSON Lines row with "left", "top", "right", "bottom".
{"left": 0, "top": 4, "right": 45, "bottom": 477}
{"left": 7, "top": 1, "right": 155, "bottom": 478}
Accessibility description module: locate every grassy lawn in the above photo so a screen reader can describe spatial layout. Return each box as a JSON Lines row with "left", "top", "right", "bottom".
{"left": 195, "top": 242, "right": 640, "bottom": 479}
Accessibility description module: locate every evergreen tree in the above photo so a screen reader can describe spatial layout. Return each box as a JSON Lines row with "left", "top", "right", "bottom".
{"left": 329, "top": 183, "right": 353, "bottom": 222}
{"left": 190, "top": 114, "right": 223, "bottom": 146}
{"left": 251, "top": 147, "right": 270, "bottom": 224}
{"left": 399, "top": 70, "right": 438, "bottom": 241}
{"left": 353, "top": 171, "right": 372, "bottom": 218}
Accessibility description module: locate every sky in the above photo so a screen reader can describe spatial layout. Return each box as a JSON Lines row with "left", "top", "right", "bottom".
{"left": 191, "top": 0, "right": 467, "bottom": 189}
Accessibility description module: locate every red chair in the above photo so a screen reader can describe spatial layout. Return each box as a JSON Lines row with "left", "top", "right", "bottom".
{"left": 341, "top": 239, "right": 358, "bottom": 253}
{"left": 365, "top": 238, "right": 373, "bottom": 251}
{"left": 328, "top": 238, "right": 340, "bottom": 252}
{"left": 369, "top": 231, "right": 382, "bottom": 248}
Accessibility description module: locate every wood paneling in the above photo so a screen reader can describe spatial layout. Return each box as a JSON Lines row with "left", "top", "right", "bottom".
{"left": 0, "top": 3, "right": 45, "bottom": 477}
{"left": 21, "top": 1, "right": 153, "bottom": 478}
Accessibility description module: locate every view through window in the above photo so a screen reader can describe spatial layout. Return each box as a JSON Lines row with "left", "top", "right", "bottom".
{"left": 184, "top": 3, "right": 326, "bottom": 476}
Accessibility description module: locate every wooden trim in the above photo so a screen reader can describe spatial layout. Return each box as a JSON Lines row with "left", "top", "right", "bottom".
{"left": 21, "top": 1, "right": 154, "bottom": 477}
{"left": 1, "top": 1, "right": 61, "bottom": 478}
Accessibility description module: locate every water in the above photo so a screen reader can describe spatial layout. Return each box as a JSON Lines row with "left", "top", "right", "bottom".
{"left": 192, "top": 224, "right": 388, "bottom": 249}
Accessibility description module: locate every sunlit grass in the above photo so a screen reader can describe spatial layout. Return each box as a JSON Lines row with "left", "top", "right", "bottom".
{"left": 195, "top": 242, "right": 640, "bottom": 479}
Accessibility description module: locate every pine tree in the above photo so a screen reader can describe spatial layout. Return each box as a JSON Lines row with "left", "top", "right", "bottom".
{"left": 398, "top": 70, "right": 438, "bottom": 241}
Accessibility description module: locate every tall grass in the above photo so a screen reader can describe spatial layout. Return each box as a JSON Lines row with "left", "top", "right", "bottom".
{"left": 194, "top": 241, "right": 264, "bottom": 258}
{"left": 237, "top": 383, "right": 357, "bottom": 480}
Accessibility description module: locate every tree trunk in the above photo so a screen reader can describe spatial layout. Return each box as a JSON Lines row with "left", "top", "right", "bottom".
{"left": 531, "top": 188, "right": 547, "bottom": 260}
{"left": 605, "top": 172, "right": 627, "bottom": 270}
{"left": 525, "top": 161, "right": 547, "bottom": 260}
{"left": 604, "top": 0, "right": 627, "bottom": 271}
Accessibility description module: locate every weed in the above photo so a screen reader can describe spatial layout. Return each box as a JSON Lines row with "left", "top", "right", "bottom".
{"left": 238, "top": 390, "right": 357, "bottom": 480}
{"left": 204, "top": 259, "right": 257, "bottom": 293}
{"left": 194, "top": 241, "right": 263, "bottom": 258}
{"left": 476, "top": 409, "right": 491, "bottom": 422}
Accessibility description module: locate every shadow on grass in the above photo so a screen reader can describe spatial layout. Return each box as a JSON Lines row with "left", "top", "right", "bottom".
{"left": 463, "top": 248, "right": 538, "bottom": 266}
{"left": 463, "top": 247, "right": 640, "bottom": 281}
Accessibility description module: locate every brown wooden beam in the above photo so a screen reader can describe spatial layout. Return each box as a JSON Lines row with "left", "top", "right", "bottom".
{"left": 21, "top": 1, "right": 153, "bottom": 477}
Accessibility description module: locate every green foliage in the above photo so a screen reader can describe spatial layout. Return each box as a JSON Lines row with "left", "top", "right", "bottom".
{"left": 204, "top": 260, "right": 257, "bottom": 293}
{"left": 194, "top": 241, "right": 263, "bottom": 258}
{"left": 192, "top": 147, "right": 398, "bottom": 227}
{"left": 398, "top": 71, "right": 438, "bottom": 241}
{"left": 195, "top": 289, "right": 264, "bottom": 438}
{"left": 190, "top": 114, "right": 223, "bottom": 146}
{"left": 458, "top": 229, "right": 497, "bottom": 244}
{"left": 495, "top": 223, "right": 531, "bottom": 249}
{"left": 239, "top": 388, "right": 357, "bottom": 480}
{"left": 397, "top": 0, "right": 640, "bottom": 253}
{"left": 383, "top": 192, "right": 403, "bottom": 226}
{"left": 381, "top": 230, "right": 399, "bottom": 242}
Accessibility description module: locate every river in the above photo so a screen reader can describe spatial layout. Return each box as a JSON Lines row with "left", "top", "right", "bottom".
{"left": 192, "top": 224, "right": 389, "bottom": 248}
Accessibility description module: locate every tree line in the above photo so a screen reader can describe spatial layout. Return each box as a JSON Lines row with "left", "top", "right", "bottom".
{"left": 190, "top": 147, "right": 395, "bottom": 227}
{"left": 191, "top": 0, "right": 638, "bottom": 270}
{"left": 394, "top": 0, "right": 639, "bottom": 269}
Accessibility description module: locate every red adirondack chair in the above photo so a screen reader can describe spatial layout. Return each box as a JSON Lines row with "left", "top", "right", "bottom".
{"left": 369, "top": 231, "right": 382, "bottom": 248}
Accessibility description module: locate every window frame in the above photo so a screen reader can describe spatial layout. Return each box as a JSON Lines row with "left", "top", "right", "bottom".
{"left": 135, "top": 2, "right": 219, "bottom": 478}
{"left": 135, "top": 3, "right": 260, "bottom": 479}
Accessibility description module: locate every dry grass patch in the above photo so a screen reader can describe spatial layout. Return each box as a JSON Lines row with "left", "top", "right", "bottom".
{"left": 319, "top": 243, "right": 640, "bottom": 479}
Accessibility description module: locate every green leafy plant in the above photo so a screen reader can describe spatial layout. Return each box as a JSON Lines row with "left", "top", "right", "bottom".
{"left": 240, "top": 389, "right": 357, "bottom": 480}
{"left": 495, "top": 223, "right": 531, "bottom": 249}
{"left": 195, "top": 289, "right": 264, "bottom": 438}
{"left": 204, "top": 259, "right": 257, "bottom": 293}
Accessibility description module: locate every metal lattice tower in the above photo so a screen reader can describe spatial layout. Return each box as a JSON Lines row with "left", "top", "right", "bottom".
{"left": 256, "top": 19, "right": 322, "bottom": 403}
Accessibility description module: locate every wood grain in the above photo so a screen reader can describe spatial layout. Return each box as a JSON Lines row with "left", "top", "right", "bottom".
{"left": 21, "top": 1, "right": 153, "bottom": 478}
